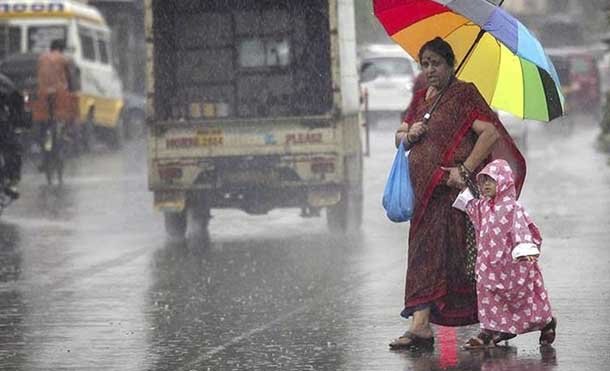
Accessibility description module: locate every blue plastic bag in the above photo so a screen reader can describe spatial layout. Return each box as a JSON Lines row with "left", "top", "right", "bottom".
{"left": 382, "top": 142, "right": 414, "bottom": 222}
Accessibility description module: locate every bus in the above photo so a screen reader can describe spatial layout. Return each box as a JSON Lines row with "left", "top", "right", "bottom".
{"left": 0, "top": 0, "right": 124, "bottom": 149}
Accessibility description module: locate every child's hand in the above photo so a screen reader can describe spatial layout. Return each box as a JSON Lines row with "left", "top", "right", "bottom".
{"left": 518, "top": 255, "right": 538, "bottom": 262}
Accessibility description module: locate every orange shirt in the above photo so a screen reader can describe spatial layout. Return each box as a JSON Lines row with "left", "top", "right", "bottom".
{"left": 34, "top": 51, "right": 77, "bottom": 122}
{"left": 37, "top": 50, "right": 70, "bottom": 96}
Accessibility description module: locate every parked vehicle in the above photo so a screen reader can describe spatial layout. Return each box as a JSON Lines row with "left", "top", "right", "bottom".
{"left": 0, "top": 0, "right": 124, "bottom": 149}
{"left": 121, "top": 93, "right": 146, "bottom": 141}
{"left": 546, "top": 45, "right": 605, "bottom": 118}
{"left": 358, "top": 44, "right": 419, "bottom": 129}
{"left": 146, "top": 0, "right": 363, "bottom": 237}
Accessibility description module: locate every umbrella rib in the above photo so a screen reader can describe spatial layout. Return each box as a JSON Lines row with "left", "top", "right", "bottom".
{"left": 521, "top": 57, "right": 526, "bottom": 119}
{"left": 456, "top": 28, "right": 486, "bottom": 74}
{"left": 440, "top": 18, "right": 473, "bottom": 41}
{"left": 490, "top": 37, "right": 503, "bottom": 110}
{"left": 442, "top": 22, "right": 481, "bottom": 69}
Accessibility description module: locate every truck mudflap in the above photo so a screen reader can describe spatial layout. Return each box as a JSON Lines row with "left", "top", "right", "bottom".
{"left": 154, "top": 190, "right": 186, "bottom": 213}
{"left": 307, "top": 188, "right": 342, "bottom": 208}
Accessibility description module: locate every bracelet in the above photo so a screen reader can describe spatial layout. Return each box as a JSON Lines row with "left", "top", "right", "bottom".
{"left": 458, "top": 163, "right": 480, "bottom": 198}
{"left": 457, "top": 163, "right": 470, "bottom": 182}
{"left": 458, "top": 163, "right": 472, "bottom": 176}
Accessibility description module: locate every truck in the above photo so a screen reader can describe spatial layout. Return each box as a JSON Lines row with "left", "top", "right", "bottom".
{"left": 145, "top": 0, "right": 363, "bottom": 238}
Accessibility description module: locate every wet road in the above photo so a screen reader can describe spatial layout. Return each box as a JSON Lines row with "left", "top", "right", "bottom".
{"left": 1, "top": 117, "right": 609, "bottom": 370}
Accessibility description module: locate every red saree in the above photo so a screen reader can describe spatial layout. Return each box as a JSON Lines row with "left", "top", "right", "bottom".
{"left": 401, "top": 80, "right": 526, "bottom": 326}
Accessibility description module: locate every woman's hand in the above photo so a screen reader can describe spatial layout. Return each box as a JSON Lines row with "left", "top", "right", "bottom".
{"left": 441, "top": 166, "right": 466, "bottom": 189}
{"left": 395, "top": 121, "right": 428, "bottom": 148}
{"left": 395, "top": 123, "right": 410, "bottom": 145}
{"left": 408, "top": 121, "right": 427, "bottom": 142}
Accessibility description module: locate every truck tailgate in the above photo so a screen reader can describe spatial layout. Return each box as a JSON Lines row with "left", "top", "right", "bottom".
{"left": 152, "top": 121, "right": 340, "bottom": 158}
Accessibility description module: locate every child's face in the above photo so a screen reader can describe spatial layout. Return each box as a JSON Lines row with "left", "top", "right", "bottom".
{"left": 479, "top": 174, "right": 497, "bottom": 198}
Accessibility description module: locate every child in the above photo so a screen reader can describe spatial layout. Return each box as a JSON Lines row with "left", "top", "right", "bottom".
{"left": 452, "top": 159, "right": 557, "bottom": 348}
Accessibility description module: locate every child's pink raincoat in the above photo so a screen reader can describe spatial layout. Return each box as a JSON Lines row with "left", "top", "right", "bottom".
{"left": 461, "top": 159, "right": 553, "bottom": 334}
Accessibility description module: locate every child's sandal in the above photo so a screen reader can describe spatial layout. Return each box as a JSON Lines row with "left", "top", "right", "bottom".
{"left": 492, "top": 331, "right": 517, "bottom": 345}
{"left": 539, "top": 317, "right": 557, "bottom": 345}
{"left": 463, "top": 331, "right": 495, "bottom": 349}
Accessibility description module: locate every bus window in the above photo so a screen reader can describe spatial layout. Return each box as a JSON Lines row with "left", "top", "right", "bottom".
{"left": 8, "top": 27, "right": 21, "bottom": 55}
{"left": 28, "top": 25, "right": 67, "bottom": 53}
{"left": 0, "top": 26, "right": 22, "bottom": 59}
{"left": 97, "top": 37, "right": 109, "bottom": 64}
{"left": 79, "top": 31, "right": 95, "bottom": 61}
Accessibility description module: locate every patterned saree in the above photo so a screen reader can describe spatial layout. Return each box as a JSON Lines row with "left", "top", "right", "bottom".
{"left": 400, "top": 80, "right": 526, "bottom": 326}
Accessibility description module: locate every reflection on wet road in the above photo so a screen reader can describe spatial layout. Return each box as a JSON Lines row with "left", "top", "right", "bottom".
{"left": 1, "top": 118, "right": 609, "bottom": 370}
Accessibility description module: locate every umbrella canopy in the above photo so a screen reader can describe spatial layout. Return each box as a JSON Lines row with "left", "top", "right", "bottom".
{"left": 374, "top": 0, "right": 565, "bottom": 122}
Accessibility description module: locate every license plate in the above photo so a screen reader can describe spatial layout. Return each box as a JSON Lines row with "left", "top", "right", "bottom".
{"left": 196, "top": 129, "right": 224, "bottom": 146}
{"left": 223, "top": 170, "right": 276, "bottom": 185}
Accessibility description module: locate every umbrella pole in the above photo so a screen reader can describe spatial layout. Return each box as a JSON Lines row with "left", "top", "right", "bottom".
{"left": 456, "top": 29, "right": 486, "bottom": 74}
{"left": 457, "top": 1, "right": 505, "bottom": 74}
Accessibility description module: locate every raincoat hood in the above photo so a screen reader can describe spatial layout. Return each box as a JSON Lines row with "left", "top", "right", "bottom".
{"left": 477, "top": 159, "right": 516, "bottom": 201}
{"left": 465, "top": 158, "right": 542, "bottom": 250}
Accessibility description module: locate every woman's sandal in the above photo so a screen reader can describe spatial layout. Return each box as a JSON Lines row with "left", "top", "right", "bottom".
{"left": 389, "top": 331, "right": 435, "bottom": 350}
{"left": 539, "top": 317, "right": 557, "bottom": 345}
{"left": 463, "top": 330, "right": 495, "bottom": 350}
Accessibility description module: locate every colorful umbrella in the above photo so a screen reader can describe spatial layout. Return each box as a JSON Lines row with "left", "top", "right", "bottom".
{"left": 373, "top": 0, "right": 565, "bottom": 122}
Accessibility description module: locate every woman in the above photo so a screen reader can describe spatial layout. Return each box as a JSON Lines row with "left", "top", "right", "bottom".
{"left": 389, "top": 37, "right": 526, "bottom": 349}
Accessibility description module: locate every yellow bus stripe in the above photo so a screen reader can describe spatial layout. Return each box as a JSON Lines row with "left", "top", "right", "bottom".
{"left": 0, "top": 12, "right": 105, "bottom": 26}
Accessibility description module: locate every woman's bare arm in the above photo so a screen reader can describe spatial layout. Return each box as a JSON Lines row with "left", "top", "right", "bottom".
{"left": 443, "top": 119, "right": 499, "bottom": 189}
{"left": 463, "top": 119, "right": 499, "bottom": 172}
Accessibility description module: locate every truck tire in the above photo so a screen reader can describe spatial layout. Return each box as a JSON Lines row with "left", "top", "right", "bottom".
{"left": 327, "top": 189, "right": 363, "bottom": 233}
{"left": 164, "top": 210, "right": 187, "bottom": 238}
{"left": 191, "top": 204, "right": 211, "bottom": 235}
{"left": 109, "top": 116, "right": 123, "bottom": 150}
{"left": 82, "top": 111, "right": 95, "bottom": 152}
